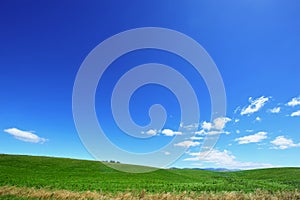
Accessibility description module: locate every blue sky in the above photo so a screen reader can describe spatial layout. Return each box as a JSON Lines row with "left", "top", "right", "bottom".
{"left": 1, "top": 1, "right": 300, "bottom": 170}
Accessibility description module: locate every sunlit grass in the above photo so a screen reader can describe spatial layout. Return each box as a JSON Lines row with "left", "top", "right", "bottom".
{"left": 0, "top": 154, "right": 299, "bottom": 199}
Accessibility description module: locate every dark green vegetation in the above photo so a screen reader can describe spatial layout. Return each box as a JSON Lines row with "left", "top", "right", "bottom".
{"left": 0, "top": 196, "right": 35, "bottom": 200}
{"left": 0, "top": 154, "right": 299, "bottom": 194}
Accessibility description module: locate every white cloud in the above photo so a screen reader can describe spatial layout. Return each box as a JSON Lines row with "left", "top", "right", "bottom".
{"left": 180, "top": 123, "right": 199, "bottom": 131}
{"left": 241, "top": 96, "right": 269, "bottom": 115}
{"left": 287, "top": 97, "right": 300, "bottom": 107}
{"left": 4, "top": 128, "right": 47, "bottom": 144}
{"left": 236, "top": 130, "right": 240, "bottom": 134}
{"left": 164, "top": 151, "right": 171, "bottom": 156}
{"left": 161, "top": 129, "right": 182, "bottom": 136}
{"left": 291, "top": 110, "right": 300, "bottom": 117}
{"left": 235, "top": 131, "right": 267, "bottom": 144}
{"left": 234, "top": 119, "right": 240, "bottom": 123}
{"left": 207, "top": 131, "right": 230, "bottom": 135}
{"left": 269, "top": 107, "right": 281, "bottom": 113}
{"left": 201, "top": 121, "right": 212, "bottom": 130}
{"left": 213, "top": 117, "right": 231, "bottom": 130}
{"left": 255, "top": 117, "right": 262, "bottom": 122}
{"left": 271, "top": 136, "right": 300, "bottom": 149}
{"left": 190, "top": 136, "right": 203, "bottom": 140}
{"left": 201, "top": 117, "right": 231, "bottom": 131}
{"left": 197, "top": 117, "right": 231, "bottom": 136}
{"left": 143, "top": 129, "right": 158, "bottom": 136}
{"left": 174, "top": 141, "right": 200, "bottom": 148}
{"left": 184, "top": 149, "right": 273, "bottom": 170}
{"left": 195, "top": 130, "right": 206, "bottom": 135}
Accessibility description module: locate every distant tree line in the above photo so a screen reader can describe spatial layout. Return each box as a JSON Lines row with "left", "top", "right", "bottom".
{"left": 102, "top": 160, "right": 121, "bottom": 163}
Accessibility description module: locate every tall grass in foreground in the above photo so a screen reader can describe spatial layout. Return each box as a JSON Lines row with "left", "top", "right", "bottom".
{"left": 1, "top": 186, "right": 300, "bottom": 200}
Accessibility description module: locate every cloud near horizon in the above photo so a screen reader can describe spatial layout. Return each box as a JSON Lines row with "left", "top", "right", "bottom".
{"left": 184, "top": 149, "right": 273, "bottom": 170}
{"left": 271, "top": 136, "right": 300, "bottom": 149}
{"left": 4, "top": 128, "right": 47, "bottom": 144}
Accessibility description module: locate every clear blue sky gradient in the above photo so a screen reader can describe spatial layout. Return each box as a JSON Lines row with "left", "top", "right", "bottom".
{"left": 0, "top": 1, "right": 300, "bottom": 169}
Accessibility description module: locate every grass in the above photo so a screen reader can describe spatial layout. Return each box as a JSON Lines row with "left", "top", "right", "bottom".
{"left": 0, "top": 186, "right": 299, "bottom": 200}
{"left": 0, "top": 154, "right": 299, "bottom": 199}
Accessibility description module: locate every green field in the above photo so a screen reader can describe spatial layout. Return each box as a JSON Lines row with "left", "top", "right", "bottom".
{"left": 0, "top": 154, "right": 299, "bottom": 199}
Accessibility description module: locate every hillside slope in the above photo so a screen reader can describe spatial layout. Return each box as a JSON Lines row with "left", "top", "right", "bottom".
{"left": 0, "top": 154, "right": 299, "bottom": 194}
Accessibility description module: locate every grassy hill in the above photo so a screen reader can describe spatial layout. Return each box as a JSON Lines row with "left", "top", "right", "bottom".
{"left": 0, "top": 154, "right": 299, "bottom": 199}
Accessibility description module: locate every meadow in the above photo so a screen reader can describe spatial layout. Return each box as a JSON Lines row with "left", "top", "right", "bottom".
{"left": 0, "top": 154, "right": 299, "bottom": 199}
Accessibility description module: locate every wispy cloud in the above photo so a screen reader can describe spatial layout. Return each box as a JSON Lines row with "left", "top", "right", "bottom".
{"left": 241, "top": 96, "right": 269, "bottom": 115}
{"left": 291, "top": 110, "right": 300, "bottom": 117}
{"left": 286, "top": 97, "right": 300, "bottom": 107}
{"left": 4, "top": 128, "right": 47, "bottom": 144}
{"left": 174, "top": 141, "right": 200, "bottom": 148}
{"left": 190, "top": 136, "right": 203, "bottom": 140}
{"left": 234, "top": 106, "right": 241, "bottom": 114}
{"left": 180, "top": 123, "right": 199, "bottom": 131}
{"left": 142, "top": 129, "right": 159, "bottom": 136}
{"left": 235, "top": 131, "right": 267, "bottom": 144}
{"left": 269, "top": 107, "right": 281, "bottom": 113}
{"left": 271, "top": 136, "right": 300, "bottom": 149}
{"left": 184, "top": 149, "right": 273, "bottom": 170}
